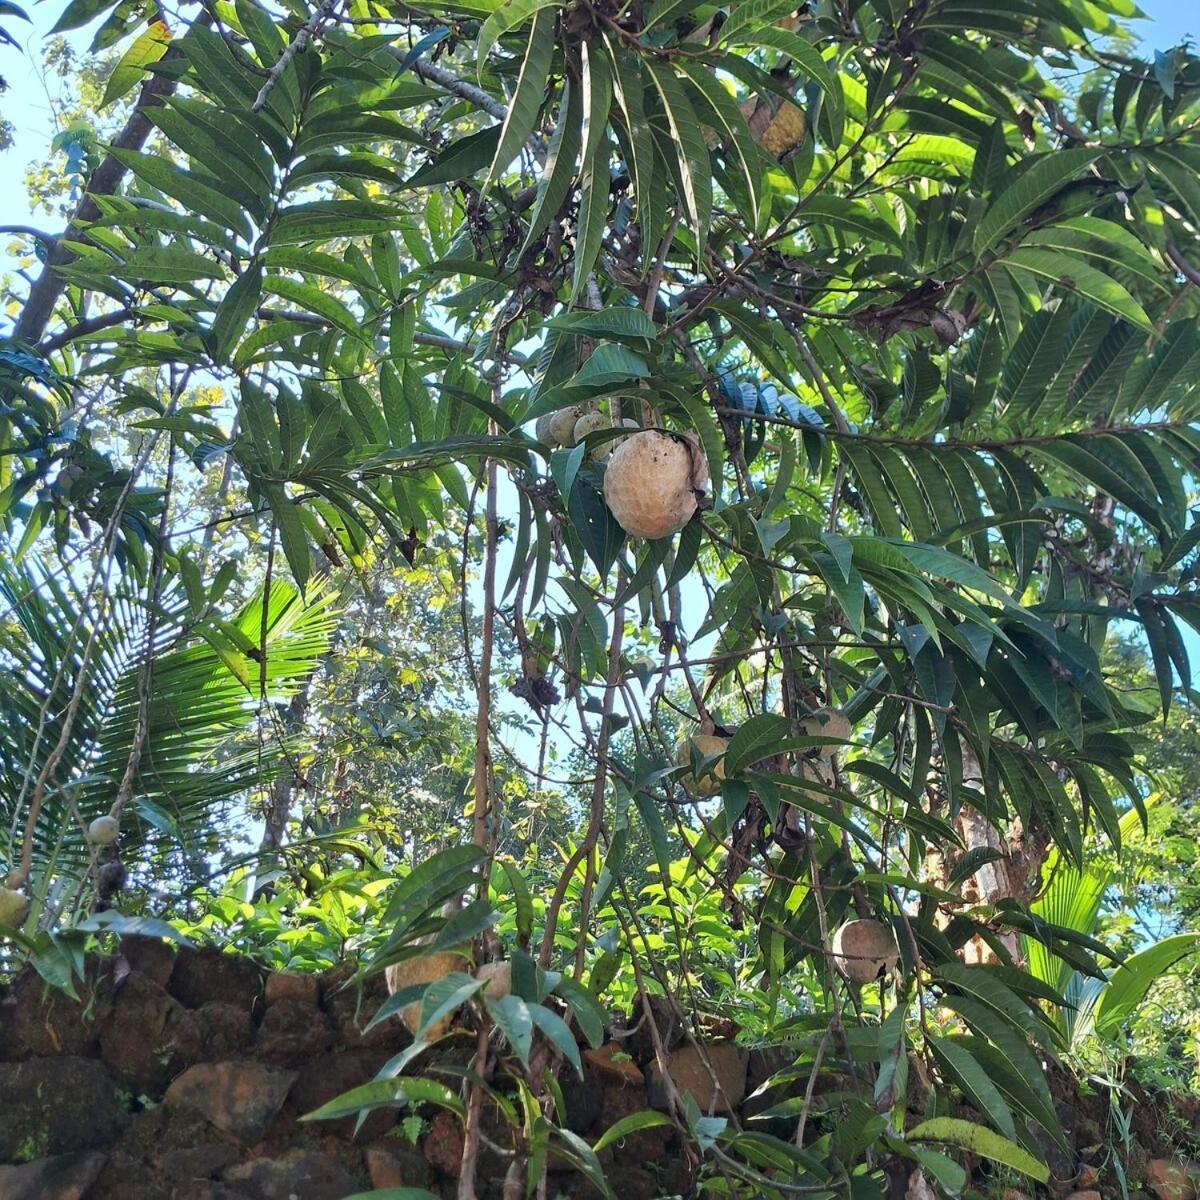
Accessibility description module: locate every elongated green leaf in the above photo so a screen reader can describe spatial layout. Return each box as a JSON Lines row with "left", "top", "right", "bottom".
{"left": 484, "top": 7, "right": 554, "bottom": 191}
{"left": 908, "top": 1117, "right": 1049, "bottom": 1182}
{"left": 1093, "top": 933, "right": 1200, "bottom": 1037}
{"left": 1004, "top": 248, "right": 1151, "bottom": 330}
{"left": 477, "top": 0, "right": 559, "bottom": 75}
{"left": 644, "top": 60, "right": 711, "bottom": 256}
{"left": 100, "top": 20, "right": 171, "bottom": 107}
{"left": 972, "top": 149, "right": 1102, "bottom": 254}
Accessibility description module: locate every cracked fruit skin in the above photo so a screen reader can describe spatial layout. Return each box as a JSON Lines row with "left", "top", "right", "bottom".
{"left": 675, "top": 733, "right": 730, "bottom": 797}
{"left": 831, "top": 919, "right": 899, "bottom": 983}
{"left": 602, "top": 430, "right": 708, "bottom": 539}
{"left": 385, "top": 950, "right": 470, "bottom": 1038}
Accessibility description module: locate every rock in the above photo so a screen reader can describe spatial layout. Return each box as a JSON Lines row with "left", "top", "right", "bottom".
{"left": 253, "top": 995, "right": 333, "bottom": 1067}
{"left": 1146, "top": 1161, "right": 1197, "bottom": 1200}
{"left": 169, "top": 948, "right": 263, "bottom": 1013}
{"left": 0, "top": 1057, "right": 127, "bottom": 1160}
{"left": 624, "top": 994, "right": 685, "bottom": 1064}
{"left": 161, "top": 1142, "right": 239, "bottom": 1184}
{"left": 195, "top": 1002, "right": 254, "bottom": 1057}
{"left": 265, "top": 971, "right": 318, "bottom": 1007}
{"left": 596, "top": 1076, "right": 672, "bottom": 1166}
{"left": 221, "top": 1148, "right": 362, "bottom": 1200}
{"left": 176, "top": 1186, "right": 254, "bottom": 1200}
{"left": 1077, "top": 1165, "right": 1100, "bottom": 1189}
{"left": 119, "top": 936, "right": 177, "bottom": 987}
{"left": 602, "top": 1164, "right": 661, "bottom": 1200}
{"left": 0, "top": 1150, "right": 108, "bottom": 1199}
{"left": 99, "top": 970, "right": 205, "bottom": 1096}
{"left": 423, "top": 1109, "right": 465, "bottom": 1176}
{"left": 559, "top": 1065, "right": 605, "bottom": 1134}
{"left": 164, "top": 1062, "right": 297, "bottom": 1144}
{"left": 283, "top": 1048, "right": 400, "bottom": 1141}
{"left": 0, "top": 963, "right": 113, "bottom": 1059}
{"left": 583, "top": 1042, "right": 644, "bottom": 1086}
{"left": 651, "top": 1042, "right": 748, "bottom": 1114}
{"left": 1001, "top": 1190, "right": 1032, "bottom": 1200}
{"left": 319, "top": 961, "right": 410, "bottom": 1052}
{"left": 365, "top": 1141, "right": 434, "bottom": 1189}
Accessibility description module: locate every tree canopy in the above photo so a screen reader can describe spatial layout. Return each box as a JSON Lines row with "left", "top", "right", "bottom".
{"left": 2, "top": 0, "right": 1200, "bottom": 1194}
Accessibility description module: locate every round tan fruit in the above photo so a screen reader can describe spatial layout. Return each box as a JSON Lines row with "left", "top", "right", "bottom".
{"left": 573, "top": 411, "right": 610, "bottom": 445}
{"left": 475, "top": 960, "right": 512, "bottom": 1001}
{"left": 548, "top": 405, "right": 584, "bottom": 449}
{"left": 87, "top": 815, "right": 120, "bottom": 845}
{"left": 0, "top": 887, "right": 28, "bottom": 928}
{"left": 535, "top": 413, "right": 557, "bottom": 446}
{"left": 675, "top": 733, "right": 730, "bottom": 797}
{"left": 830, "top": 919, "right": 898, "bottom": 983}
{"left": 802, "top": 708, "right": 852, "bottom": 758}
{"left": 385, "top": 950, "right": 469, "bottom": 1039}
{"left": 603, "top": 430, "right": 708, "bottom": 539}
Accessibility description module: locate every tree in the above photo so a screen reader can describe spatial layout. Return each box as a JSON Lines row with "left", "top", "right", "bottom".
{"left": 2, "top": 0, "right": 1200, "bottom": 1195}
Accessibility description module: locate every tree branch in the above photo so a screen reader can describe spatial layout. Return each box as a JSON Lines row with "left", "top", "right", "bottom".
{"left": 13, "top": 23, "right": 209, "bottom": 348}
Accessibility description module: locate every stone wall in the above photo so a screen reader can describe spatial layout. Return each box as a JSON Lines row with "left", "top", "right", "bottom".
{"left": 4, "top": 940, "right": 1200, "bottom": 1200}
{"left": 0, "top": 940, "right": 736, "bottom": 1200}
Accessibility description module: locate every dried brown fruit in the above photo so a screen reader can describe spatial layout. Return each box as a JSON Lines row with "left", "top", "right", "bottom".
{"left": 830, "top": 919, "right": 899, "bottom": 983}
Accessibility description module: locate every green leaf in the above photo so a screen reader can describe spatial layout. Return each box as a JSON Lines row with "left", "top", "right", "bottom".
{"left": 485, "top": 993, "right": 534, "bottom": 1066}
{"left": 530, "top": 1002, "right": 583, "bottom": 1075}
{"left": 210, "top": 264, "right": 263, "bottom": 364}
{"left": 109, "top": 148, "right": 253, "bottom": 240}
{"left": 521, "top": 75, "right": 582, "bottom": 257}
{"left": 908, "top": 1117, "right": 1049, "bottom": 1182}
{"left": 1093, "top": 933, "right": 1200, "bottom": 1037}
{"left": 484, "top": 7, "right": 554, "bottom": 191}
{"left": 477, "top": 0, "right": 560, "bottom": 75}
{"left": 724, "top": 713, "right": 790, "bottom": 776}
{"left": 972, "top": 148, "right": 1102, "bottom": 254}
{"left": 593, "top": 1110, "right": 673, "bottom": 1153}
{"left": 416, "top": 973, "right": 485, "bottom": 1040}
{"left": 100, "top": 20, "right": 171, "bottom": 108}
{"left": 928, "top": 1037, "right": 1017, "bottom": 1140}
{"left": 1004, "top": 248, "right": 1151, "bottom": 330}
{"left": 301, "top": 1076, "right": 464, "bottom": 1122}
{"left": 643, "top": 60, "right": 711, "bottom": 256}
{"left": 554, "top": 975, "right": 606, "bottom": 1048}
{"left": 571, "top": 44, "right": 614, "bottom": 305}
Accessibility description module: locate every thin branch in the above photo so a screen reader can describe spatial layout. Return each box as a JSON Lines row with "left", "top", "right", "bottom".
{"left": 14, "top": 19, "right": 210, "bottom": 347}
{"left": 407, "top": 56, "right": 508, "bottom": 121}
{"left": 252, "top": 0, "right": 340, "bottom": 112}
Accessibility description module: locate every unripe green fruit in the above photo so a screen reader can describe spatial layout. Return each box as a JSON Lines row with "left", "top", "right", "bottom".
{"left": 535, "top": 414, "right": 557, "bottom": 446}
{"left": 0, "top": 887, "right": 28, "bottom": 928}
{"left": 803, "top": 708, "right": 852, "bottom": 758}
{"left": 87, "top": 815, "right": 120, "bottom": 845}
{"left": 547, "top": 406, "right": 584, "bottom": 448}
